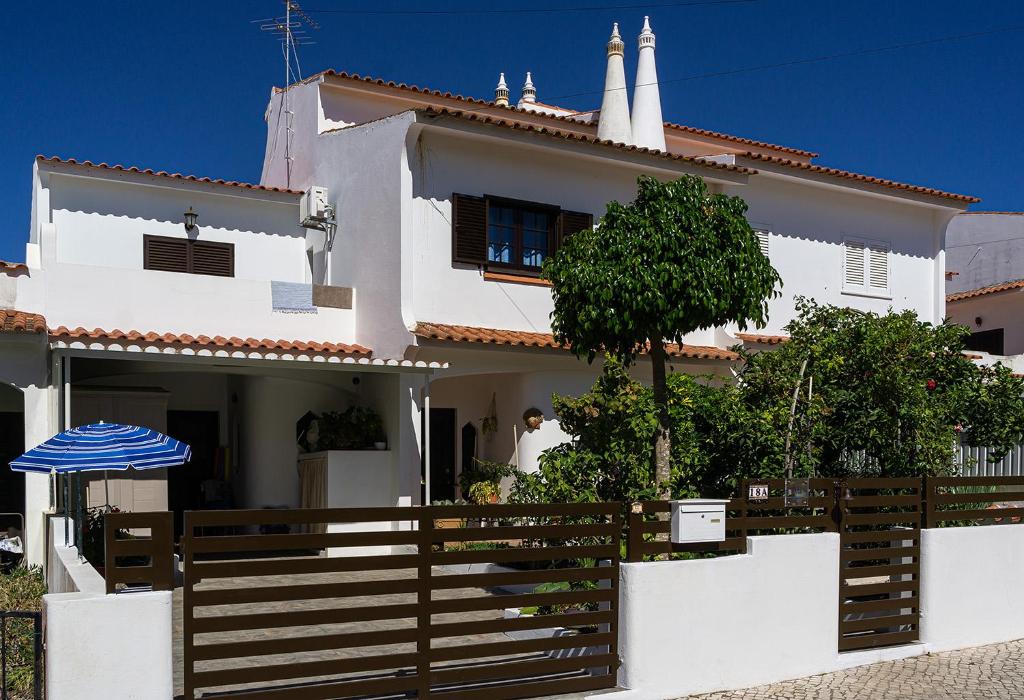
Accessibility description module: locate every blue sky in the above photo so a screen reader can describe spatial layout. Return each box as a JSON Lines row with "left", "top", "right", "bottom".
{"left": 1, "top": 0, "right": 1022, "bottom": 261}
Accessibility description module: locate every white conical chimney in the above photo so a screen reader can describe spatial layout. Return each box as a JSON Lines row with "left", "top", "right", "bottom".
{"left": 495, "top": 73, "right": 510, "bottom": 107}
{"left": 518, "top": 71, "right": 537, "bottom": 107}
{"left": 597, "top": 23, "right": 632, "bottom": 144}
{"left": 631, "top": 16, "right": 666, "bottom": 151}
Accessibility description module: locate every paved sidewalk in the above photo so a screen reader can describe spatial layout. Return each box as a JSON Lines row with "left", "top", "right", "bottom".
{"left": 682, "top": 640, "right": 1024, "bottom": 699}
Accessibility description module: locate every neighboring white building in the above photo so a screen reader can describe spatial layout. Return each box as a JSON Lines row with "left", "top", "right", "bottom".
{"left": 0, "top": 19, "right": 976, "bottom": 567}
{"left": 945, "top": 212, "right": 1024, "bottom": 367}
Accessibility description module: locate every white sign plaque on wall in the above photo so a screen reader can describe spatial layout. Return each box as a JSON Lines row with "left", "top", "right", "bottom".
{"left": 748, "top": 483, "right": 769, "bottom": 502}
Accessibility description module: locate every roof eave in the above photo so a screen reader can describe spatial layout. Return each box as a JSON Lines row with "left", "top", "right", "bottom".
{"left": 736, "top": 156, "right": 977, "bottom": 210}
{"left": 36, "top": 157, "right": 304, "bottom": 202}
{"left": 414, "top": 109, "right": 754, "bottom": 186}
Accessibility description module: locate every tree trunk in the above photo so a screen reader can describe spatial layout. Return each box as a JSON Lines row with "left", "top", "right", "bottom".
{"left": 650, "top": 339, "right": 672, "bottom": 500}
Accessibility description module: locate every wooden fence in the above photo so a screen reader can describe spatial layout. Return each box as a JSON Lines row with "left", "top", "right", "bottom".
{"left": 182, "top": 503, "right": 620, "bottom": 700}
{"left": 103, "top": 510, "right": 174, "bottom": 594}
{"left": 924, "top": 476, "right": 1024, "bottom": 527}
{"left": 627, "top": 479, "right": 836, "bottom": 562}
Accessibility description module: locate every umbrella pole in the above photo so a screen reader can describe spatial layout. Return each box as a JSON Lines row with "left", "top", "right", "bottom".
{"left": 63, "top": 474, "right": 68, "bottom": 547}
{"left": 76, "top": 472, "right": 84, "bottom": 559}
{"left": 104, "top": 470, "right": 110, "bottom": 509}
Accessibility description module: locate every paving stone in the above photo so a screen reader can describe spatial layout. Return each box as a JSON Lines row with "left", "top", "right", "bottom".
{"left": 680, "top": 640, "right": 1024, "bottom": 700}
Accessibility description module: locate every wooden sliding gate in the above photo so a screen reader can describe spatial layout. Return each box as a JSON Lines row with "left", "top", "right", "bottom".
{"left": 182, "top": 503, "right": 620, "bottom": 700}
{"left": 837, "top": 478, "right": 922, "bottom": 651}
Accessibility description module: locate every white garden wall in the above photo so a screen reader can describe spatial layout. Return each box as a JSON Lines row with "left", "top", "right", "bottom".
{"left": 920, "top": 524, "right": 1024, "bottom": 652}
{"left": 43, "top": 517, "right": 173, "bottom": 700}
{"left": 618, "top": 533, "right": 840, "bottom": 699}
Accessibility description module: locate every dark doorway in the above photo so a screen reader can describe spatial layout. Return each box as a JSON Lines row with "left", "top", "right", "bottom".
{"left": 428, "top": 408, "right": 457, "bottom": 503}
{"left": 0, "top": 410, "right": 26, "bottom": 524}
{"left": 461, "top": 421, "right": 478, "bottom": 500}
{"left": 966, "top": 328, "right": 1005, "bottom": 355}
{"left": 167, "top": 411, "right": 220, "bottom": 539}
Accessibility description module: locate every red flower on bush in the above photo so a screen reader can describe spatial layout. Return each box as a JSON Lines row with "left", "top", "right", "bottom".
{"left": 926, "top": 379, "right": 937, "bottom": 392}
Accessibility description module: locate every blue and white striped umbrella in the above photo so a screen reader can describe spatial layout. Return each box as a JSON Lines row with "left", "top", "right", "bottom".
{"left": 9, "top": 423, "right": 192, "bottom": 474}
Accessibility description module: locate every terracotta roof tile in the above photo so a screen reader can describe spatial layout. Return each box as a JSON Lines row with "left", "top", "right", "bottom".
{"left": 737, "top": 152, "right": 979, "bottom": 204}
{"left": 664, "top": 122, "right": 817, "bottom": 159}
{"left": 0, "top": 309, "right": 46, "bottom": 334}
{"left": 0, "top": 261, "right": 28, "bottom": 276}
{"left": 947, "top": 279, "right": 1024, "bottom": 303}
{"left": 418, "top": 107, "right": 754, "bottom": 176}
{"left": 318, "top": 69, "right": 815, "bottom": 158}
{"left": 36, "top": 156, "right": 304, "bottom": 196}
{"left": 413, "top": 322, "right": 738, "bottom": 361}
{"left": 48, "top": 326, "right": 371, "bottom": 356}
{"left": 735, "top": 332, "right": 789, "bottom": 345}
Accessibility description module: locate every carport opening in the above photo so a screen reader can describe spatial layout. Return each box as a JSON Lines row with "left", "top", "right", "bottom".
{"left": 0, "top": 383, "right": 25, "bottom": 561}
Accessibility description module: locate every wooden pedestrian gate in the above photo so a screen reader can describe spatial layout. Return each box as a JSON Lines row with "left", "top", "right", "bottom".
{"left": 837, "top": 478, "right": 922, "bottom": 651}
{"left": 181, "top": 503, "right": 620, "bottom": 700}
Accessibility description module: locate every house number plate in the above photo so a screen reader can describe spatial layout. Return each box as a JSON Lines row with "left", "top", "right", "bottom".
{"left": 748, "top": 483, "right": 769, "bottom": 502}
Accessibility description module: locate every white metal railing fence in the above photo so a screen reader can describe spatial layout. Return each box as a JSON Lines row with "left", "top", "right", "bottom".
{"left": 959, "top": 442, "right": 1024, "bottom": 476}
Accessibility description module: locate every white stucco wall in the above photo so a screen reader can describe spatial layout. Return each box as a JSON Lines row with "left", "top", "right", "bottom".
{"left": 238, "top": 374, "right": 353, "bottom": 509}
{"left": 618, "top": 533, "right": 840, "bottom": 699}
{"left": 43, "top": 516, "right": 173, "bottom": 699}
{"left": 724, "top": 176, "right": 949, "bottom": 334}
{"left": 44, "top": 590, "right": 173, "bottom": 700}
{"left": 311, "top": 112, "right": 416, "bottom": 359}
{"left": 920, "top": 524, "right": 1024, "bottom": 653}
{"left": 27, "top": 166, "right": 357, "bottom": 348}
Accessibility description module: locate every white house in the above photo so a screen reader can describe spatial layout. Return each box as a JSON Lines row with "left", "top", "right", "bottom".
{"left": 944, "top": 212, "right": 1024, "bottom": 378}
{"left": 0, "top": 19, "right": 976, "bottom": 567}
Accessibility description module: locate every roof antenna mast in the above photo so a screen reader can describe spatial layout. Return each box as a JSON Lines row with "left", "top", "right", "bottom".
{"left": 254, "top": 1, "right": 319, "bottom": 189}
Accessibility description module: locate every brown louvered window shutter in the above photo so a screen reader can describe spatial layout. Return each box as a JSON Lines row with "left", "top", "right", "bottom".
{"left": 144, "top": 235, "right": 189, "bottom": 273}
{"left": 143, "top": 235, "right": 234, "bottom": 277}
{"left": 452, "top": 193, "right": 487, "bottom": 265}
{"left": 557, "top": 210, "right": 594, "bottom": 251}
{"left": 191, "top": 240, "right": 235, "bottom": 277}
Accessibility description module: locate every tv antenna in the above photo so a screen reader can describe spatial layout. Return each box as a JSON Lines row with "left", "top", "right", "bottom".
{"left": 254, "top": 1, "right": 319, "bottom": 189}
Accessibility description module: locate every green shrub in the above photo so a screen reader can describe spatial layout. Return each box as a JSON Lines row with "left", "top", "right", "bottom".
{"left": 0, "top": 566, "right": 46, "bottom": 697}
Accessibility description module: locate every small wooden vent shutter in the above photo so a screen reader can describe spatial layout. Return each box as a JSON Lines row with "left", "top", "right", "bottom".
{"left": 191, "top": 240, "right": 234, "bottom": 277}
{"left": 452, "top": 193, "right": 487, "bottom": 264}
{"left": 558, "top": 210, "right": 594, "bottom": 250}
{"left": 844, "top": 239, "right": 866, "bottom": 288}
{"left": 755, "top": 229, "right": 770, "bottom": 257}
{"left": 868, "top": 243, "right": 889, "bottom": 291}
{"left": 144, "top": 236, "right": 189, "bottom": 274}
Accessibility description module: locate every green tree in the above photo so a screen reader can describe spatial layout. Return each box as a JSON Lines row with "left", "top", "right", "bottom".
{"left": 511, "top": 358, "right": 739, "bottom": 506}
{"left": 544, "top": 175, "right": 780, "bottom": 497}
{"left": 735, "top": 299, "right": 1024, "bottom": 477}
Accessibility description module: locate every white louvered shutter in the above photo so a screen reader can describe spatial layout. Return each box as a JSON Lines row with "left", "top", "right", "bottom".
{"left": 868, "top": 243, "right": 889, "bottom": 291}
{"left": 755, "top": 229, "right": 769, "bottom": 257}
{"left": 844, "top": 240, "right": 866, "bottom": 288}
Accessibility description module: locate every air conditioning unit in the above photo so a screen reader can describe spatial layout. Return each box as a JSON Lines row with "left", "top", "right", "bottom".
{"left": 300, "top": 186, "right": 331, "bottom": 226}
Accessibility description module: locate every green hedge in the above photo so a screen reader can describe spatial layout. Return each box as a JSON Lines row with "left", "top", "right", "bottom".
{"left": 0, "top": 566, "right": 45, "bottom": 697}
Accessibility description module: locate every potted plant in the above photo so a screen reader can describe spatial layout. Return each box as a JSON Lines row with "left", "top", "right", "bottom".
{"left": 467, "top": 481, "right": 501, "bottom": 505}
{"left": 301, "top": 406, "right": 386, "bottom": 451}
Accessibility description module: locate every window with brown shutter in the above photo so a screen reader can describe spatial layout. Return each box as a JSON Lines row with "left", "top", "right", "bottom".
{"left": 451, "top": 193, "right": 593, "bottom": 274}
{"left": 452, "top": 194, "right": 487, "bottom": 264}
{"left": 559, "top": 210, "right": 594, "bottom": 249}
{"left": 143, "top": 235, "right": 234, "bottom": 277}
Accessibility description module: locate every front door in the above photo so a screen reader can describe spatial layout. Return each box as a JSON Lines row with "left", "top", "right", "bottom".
{"left": 428, "top": 408, "right": 456, "bottom": 503}
{"left": 167, "top": 411, "right": 220, "bottom": 540}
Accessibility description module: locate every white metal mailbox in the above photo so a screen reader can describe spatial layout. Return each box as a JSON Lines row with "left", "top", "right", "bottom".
{"left": 670, "top": 499, "right": 729, "bottom": 544}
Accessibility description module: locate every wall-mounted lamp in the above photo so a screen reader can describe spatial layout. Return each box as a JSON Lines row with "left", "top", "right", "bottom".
{"left": 184, "top": 207, "right": 199, "bottom": 233}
